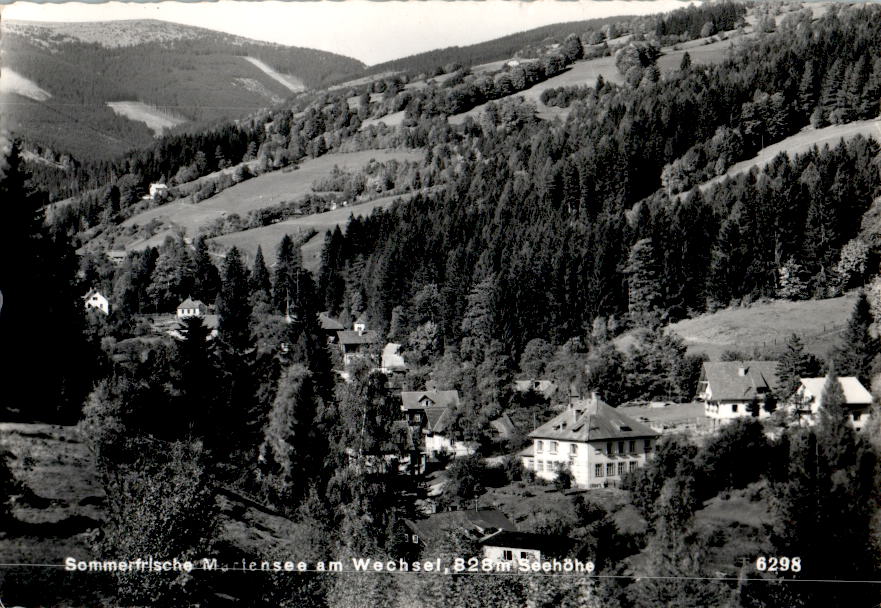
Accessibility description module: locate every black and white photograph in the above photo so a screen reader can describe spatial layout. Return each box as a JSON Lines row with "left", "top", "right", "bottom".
{"left": 2, "top": 0, "right": 881, "bottom": 605}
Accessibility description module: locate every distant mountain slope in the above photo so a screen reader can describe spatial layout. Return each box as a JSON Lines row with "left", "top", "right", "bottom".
{"left": 0, "top": 19, "right": 365, "bottom": 159}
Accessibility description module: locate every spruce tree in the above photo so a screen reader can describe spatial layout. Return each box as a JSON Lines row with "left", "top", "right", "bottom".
{"left": 776, "top": 334, "right": 820, "bottom": 398}
{"left": 625, "top": 238, "right": 663, "bottom": 326}
{"left": 832, "top": 292, "right": 878, "bottom": 384}
{"left": 250, "top": 245, "right": 272, "bottom": 309}
{"left": 216, "top": 247, "right": 253, "bottom": 352}
{"left": 192, "top": 236, "right": 220, "bottom": 304}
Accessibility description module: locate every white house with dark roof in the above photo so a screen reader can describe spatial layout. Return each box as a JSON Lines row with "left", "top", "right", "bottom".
{"left": 337, "top": 329, "right": 380, "bottom": 365}
{"left": 790, "top": 376, "right": 873, "bottom": 431}
{"left": 83, "top": 289, "right": 110, "bottom": 315}
{"left": 521, "top": 393, "right": 659, "bottom": 488}
{"left": 177, "top": 296, "right": 208, "bottom": 318}
{"left": 696, "top": 361, "right": 780, "bottom": 427}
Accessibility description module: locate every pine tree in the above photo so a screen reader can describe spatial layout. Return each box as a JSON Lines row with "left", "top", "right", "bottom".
{"left": 172, "top": 316, "right": 218, "bottom": 438}
{"left": 272, "top": 234, "right": 305, "bottom": 315}
{"left": 832, "top": 292, "right": 879, "bottom": 384}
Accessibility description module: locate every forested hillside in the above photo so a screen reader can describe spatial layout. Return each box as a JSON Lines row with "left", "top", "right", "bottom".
{"left": 1, "top": 20, "right": 364, "bottom": 160}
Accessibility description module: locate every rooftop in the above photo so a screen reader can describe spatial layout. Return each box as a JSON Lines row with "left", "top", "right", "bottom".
{"left": 405, "top": 509, "right": 516, "bottom": 546}
{"left": 337, "top": 330, "right": 380, "bottom": 345}
{"left": 798, "top": 376, "right": 873, "bottom": 405}
{"left": 401, "top": 390, "right": 460, "bottom": 411}
{"left": 318, "top": 312, "right": 345, "bottom": 331}
{"left": 529, "top": 395, "right": 658, "bottom": 442}
{"left": 700, "top": 361, "right": 780, "bottom": 401}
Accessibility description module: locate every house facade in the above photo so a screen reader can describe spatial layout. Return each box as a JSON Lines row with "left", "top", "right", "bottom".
{"left": 696, "top": 361, "right": 780, "bottom": 427}
{"left": 177, "top": 297, "right": 208, "bottom": 318}
{"left": 521, "top": 394, "right": 658, "bottom": 488}
{"left": 790, "top": 376, "right": 873, "bottom": 431}
{"left": 84, "top": 290, "right": 110, "bottom": 315}
{"left": 400, "top": 390, "right": 476, "bottom": 458}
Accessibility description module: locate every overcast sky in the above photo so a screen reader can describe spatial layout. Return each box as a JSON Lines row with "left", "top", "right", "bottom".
{"left": 3, "top": 0, "right": 695, "bottom": 65}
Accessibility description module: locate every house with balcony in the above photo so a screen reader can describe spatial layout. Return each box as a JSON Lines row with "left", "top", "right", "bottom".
{"left": 790, "top": 376, "right": 873, "bottom": 432}
{"left": 521, "top": 393, "right": 658, "bottom": 488}
{"left": 696, "top": 361, "right": 780, "bottom": 428}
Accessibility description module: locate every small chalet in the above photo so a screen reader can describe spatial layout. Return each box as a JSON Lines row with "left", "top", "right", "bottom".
{"left": 400, "top": 509, "right": 573, "bottom": 564}
{"left": 177, "top": 297, "right": 208, "bottom": 318}
{"left": 522, "top": 393, "right": 658, "bottom": 489}
{"left": 696, "top": 361, "right": 780, "bottom": 427}
{"left": 318, "top": 312, "right": 345, "bottom": 343}
{"left": 400, "top": 390, "right": 476, "bottom": 457}
{"left": 337, "top": 321, "right": 381, "bottom": 366}
{"left": 83, "top": 289, "right": 110, "bottom": 315}
{"left": 790, "top": 376, "right": 873, "bottom": 431}
{"left": 149, "top": 183, "right": 168, "bottom": 199}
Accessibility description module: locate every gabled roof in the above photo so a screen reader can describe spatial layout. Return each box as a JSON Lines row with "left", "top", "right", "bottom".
{"left": 405, "top": 509, "right": 516, "bottom": 547}
{"left": 529, "top": 396, "right": 657, "bottom": 442}
{"left": 318, "top": 312, "right": 345, "bottom": 331}
{"left": 337, "top": 330, "right": 380, "bottom": 345}
{"left": 425, "top": 406, "right": 454, "bottom": 433}
{"left": 178, "top": 296, "right": 206, "bottom": 310}
{"left": 401, "top": 390, "right": 460, "bottom": 410}
{"left": 83, "top": 289, "right": 106, "bottom": 300}
{"left": 799, "top": 377, "right": 873, "bottom": 406}
{"left": 701, "top": 361, "right": 780, "bottom": 401}
{"left": 490, "top": 413, "right": 517, "bottom": 439}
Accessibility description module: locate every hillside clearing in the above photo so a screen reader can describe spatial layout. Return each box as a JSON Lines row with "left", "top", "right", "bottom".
{"left": 360, "top": 110, "right": 406, "bottom": 130}
{"left": 106, "top": 101, "right": 187, "bottom": 135}
{"left": 122, "top": 148, "right": 424, "bottom": 236}
{"left": 212, "top": 187, "right": 439, "bottom": 271}
{"left": 691, "top": 118, "right": 881, "bottom": 195}
{"left": 242, "top": 56, "right": 306, "bottom": 93}
{"left": 0, "top": 68, "right": 51, "bottom": 101}
{"left": 631, "top": 295, "right": 857, "bottom": 360}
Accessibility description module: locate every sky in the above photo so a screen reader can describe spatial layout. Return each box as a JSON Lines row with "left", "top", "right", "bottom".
{"left": 3, "top": 0, "right": 696, "bottom": 65}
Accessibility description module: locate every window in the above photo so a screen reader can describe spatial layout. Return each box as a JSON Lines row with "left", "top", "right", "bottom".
{"left": 520, "top": 551, "right": 529, "bottom": 560}
{"left": 503, "top": 550, "right": 513, "bottom": 561}
{"left": 536, "top": 440, "right": 543, "bottom": 453}
{"left": 537, "top": 460, "right": 543, "bottom": 472}
{"left": 550, "top": 441, "right": 558, "bottom": 454}
{"left": 606, "top": 441, "right": 613, "bottom": 455}
{"left": 629, "top": 461, "right": 638, "bottom": 472}
{"left": 569, "top": 443, "right": 577, "bottom": 455}
{"left": 606, "top": 463, "right": 614, "bottom": 476}
{"left": 629, "top": 440, "right": 636, "bottom": 453}
{"left": 618, "top": 441, "right": 625, "bottom": 454}
{"left": 645, "top": 440, "right": 653, "bottom": 454}
{"left": 595, "top": 464, "right": 603, "bottom": 477}
{"left": 412, "top": 534, "right": 419, "bottom": 544}
{"left": 854, "top": 412, "right": 863, "bottom": 421}
{"left": 618, "top": 462, "right": 626, "bottom": 476}
{"left": 732, "top": 404, "right": 739, "bottom": 413}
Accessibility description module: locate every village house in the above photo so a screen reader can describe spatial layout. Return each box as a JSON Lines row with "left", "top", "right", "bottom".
{"left": 318, "top": 312, "right": 345, "bottom": 343}
{"left": 177, "top": 296, "right": 208, "bottom": 318}
{"left": 149, "top": 183, "right": 168, "bottom": 199}
{"left": 337, "top": 317, "right": 381, "bottom": 366}
{"left": 790, "top": 376, "right": 873, "bottom": 431}
{"left": 400, "top": 390, "right": 477, "bottom": 458}
{"left": 696, "top": 361, "right": 780, "bottom": 428}
{"left": 83, "top": 289, "right": 110, "bottom": 315}
{"left": 521, "top": 393, "right": 658, "bottom": 489}
{"left": 400, "top": 509, "right": 574, "bottom": 564}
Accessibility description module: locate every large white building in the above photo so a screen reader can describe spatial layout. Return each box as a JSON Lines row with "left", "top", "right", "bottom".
{"left": 83, "top": 289, "right": 110, "bottom": 315}
{"left": 521, "top": 394, "right": 658, "bottom": 488}
{"left": 790, "top": 376, "right": 873, "bottom": 431}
